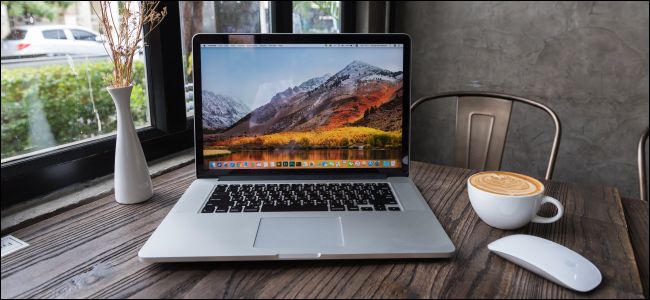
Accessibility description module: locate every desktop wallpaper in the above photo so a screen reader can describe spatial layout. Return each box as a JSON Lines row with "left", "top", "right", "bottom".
{"left": 200, "top": 45, "right": 404, "bottom": 169}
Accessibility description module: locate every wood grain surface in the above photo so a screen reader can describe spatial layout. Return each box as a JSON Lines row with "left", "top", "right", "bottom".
{"left": 622, "top": 197, "right": 649, "bottom": 299}
{"left": 0, "top": 161, "right": 645, "bottom": 299}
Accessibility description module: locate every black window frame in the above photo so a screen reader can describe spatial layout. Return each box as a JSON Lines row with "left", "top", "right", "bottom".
{"left": 1, "top": 0, "right": 360, "bottom": 208}
{"left": 341, "top": 1, "right": 357, "bottom": 33}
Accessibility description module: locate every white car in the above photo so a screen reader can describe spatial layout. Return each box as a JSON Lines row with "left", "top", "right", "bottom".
{"left": 1, "top": 25, "right": 107, "bottom": 59}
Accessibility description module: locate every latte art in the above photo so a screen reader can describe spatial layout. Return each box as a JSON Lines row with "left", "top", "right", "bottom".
{"left": 469, "top": 172, "right": 542, "bottom": 196}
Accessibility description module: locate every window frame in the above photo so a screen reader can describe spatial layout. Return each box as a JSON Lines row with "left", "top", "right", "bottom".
{"left": 341, "top": 1, "right": 357, "bottom": 33}
{"left": 270, "top": 1, "right": 293, "bottom": 33}
{"left": 1, "top": 1, "right": 192, "bottom": 207}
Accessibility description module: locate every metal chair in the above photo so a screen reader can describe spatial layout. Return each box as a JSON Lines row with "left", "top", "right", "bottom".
{"left": 638, "top": 127, "right": 649, "bottom": 201}
{"left": 411, "top": 91, "right": 561, "bottom": 180}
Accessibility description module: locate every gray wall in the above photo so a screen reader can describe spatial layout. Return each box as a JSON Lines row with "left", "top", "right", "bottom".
{"left": 395, "top": 1, "right": 649, "bottom": 198}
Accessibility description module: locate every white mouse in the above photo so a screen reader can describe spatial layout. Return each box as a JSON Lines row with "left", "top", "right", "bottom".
{"left": 487, "top": 234, "right": 602, "bottom": 292}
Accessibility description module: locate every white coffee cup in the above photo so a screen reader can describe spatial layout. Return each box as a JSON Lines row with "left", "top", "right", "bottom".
{"left": 467, "top": 171, "right": 564, "bottom": 230}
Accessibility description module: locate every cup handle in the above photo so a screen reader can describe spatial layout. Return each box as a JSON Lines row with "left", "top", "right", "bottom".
{"left": 531, "top": 196, "right": 564, "bottom": 224}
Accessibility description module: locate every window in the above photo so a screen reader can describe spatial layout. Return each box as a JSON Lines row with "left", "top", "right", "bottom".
{"left": 70, "top": 29, "right": 97, "bottom": 41}
{"left": 2, "top": 2, "right": 190, "bottom": 206}
{"left": 293, "top": 1, "right": 341, "bottom": 33}
{"left": 2, "top": 5, "right": 150, "bottom": 161}
{"left": 1, "top": 54, "right": 150, "bottom": 159}
{"left": 5, "top": 29, "right": 27, "bottom": 40}
{"left": 42, "top": 29, "right": 67, "bottom": 39}
{"left": 179, "top": 1, "right": 270, "bottom": 116}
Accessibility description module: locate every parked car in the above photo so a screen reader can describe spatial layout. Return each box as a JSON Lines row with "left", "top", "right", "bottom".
{"left": 185, "top": 83, "right": 195, "bottom": 115}
{"left": 1, "top": 25, "right": 107, "bottom": 59}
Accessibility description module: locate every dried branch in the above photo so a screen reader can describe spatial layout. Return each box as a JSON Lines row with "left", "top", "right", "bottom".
{"left": 93, "top": 1, "right": 167, "bottom": 88}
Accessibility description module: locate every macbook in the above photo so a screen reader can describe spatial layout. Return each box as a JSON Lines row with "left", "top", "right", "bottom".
{"left": 139, "top": 34, "right": 455, "bottom": 262}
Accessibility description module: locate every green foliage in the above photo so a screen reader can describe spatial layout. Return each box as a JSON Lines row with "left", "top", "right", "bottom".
{"left": 3, "top": 1, "right": 74, "bottom": 20}
{"left": 186, "top": 52, "right": 193, "bottom": 77}
{"left": 293, "top": 1, "right": 339, "bottom": 21}
{"left": 1, "top": 60, "right": 148, "bottom": 159}
{"left": 292, "top": 1, "right": 340, "bottom": 33}
{"left": 311, "top": 1, "right": 340, "bottom": 21}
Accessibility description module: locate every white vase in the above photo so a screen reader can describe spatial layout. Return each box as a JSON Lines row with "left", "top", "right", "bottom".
{"left": 107, "top": 85, "right": 153, "bottom": 204}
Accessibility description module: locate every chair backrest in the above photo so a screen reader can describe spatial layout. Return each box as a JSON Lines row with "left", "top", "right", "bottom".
{"left": 411, "top": 91, "right": 561, "bottom": 180}
{"left": 639, "top": 127, "right": 649, "bottom": 201}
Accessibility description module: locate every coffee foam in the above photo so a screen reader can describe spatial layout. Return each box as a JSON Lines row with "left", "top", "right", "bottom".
{"left": 470, "top": 171, "right": 542, "bottom": 196}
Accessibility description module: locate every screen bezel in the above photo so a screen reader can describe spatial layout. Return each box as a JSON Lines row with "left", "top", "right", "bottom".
{"left": 193, "top": 33, "right": 411, "bottom": 178}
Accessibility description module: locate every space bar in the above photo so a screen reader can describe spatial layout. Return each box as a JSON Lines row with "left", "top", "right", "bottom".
{"left": 261, "top": 205, "right": 328, "bottom": 212}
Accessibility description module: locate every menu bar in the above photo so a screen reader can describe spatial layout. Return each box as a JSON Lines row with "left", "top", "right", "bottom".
{"left": 201, "top": 44, "right": 403, "bottom": 48}
{"left": 208, "top": 160, "right": 399, "bottom": 169}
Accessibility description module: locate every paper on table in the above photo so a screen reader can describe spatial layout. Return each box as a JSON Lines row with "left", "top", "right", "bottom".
{"left": 1, "top": 235, "right": 29, "bottom": 257}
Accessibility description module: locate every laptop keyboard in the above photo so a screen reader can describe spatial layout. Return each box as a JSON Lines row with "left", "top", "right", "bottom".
{"left": 200, "top": 183, "right": 401, "bottom": 213}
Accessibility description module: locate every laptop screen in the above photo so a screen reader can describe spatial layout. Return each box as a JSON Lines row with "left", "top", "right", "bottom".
{"left": 199, "top": 42, "right": 404, "bottom": 171}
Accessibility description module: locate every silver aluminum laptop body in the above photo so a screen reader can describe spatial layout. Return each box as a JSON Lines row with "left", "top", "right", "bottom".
{"left": 139, "top": 34, "right": 455, "bottom": 262}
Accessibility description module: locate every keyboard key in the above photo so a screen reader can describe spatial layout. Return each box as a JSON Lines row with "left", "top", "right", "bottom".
{"left": 208, "top": 200, "right": 229, "bottom": 207}
{"left": 374, "top": 205, "right": 387, "bottom": 211}
{"left": 330, "top": 200, "right": 344, "bottom": 206}
{"left": 330, "top": 206, "right": 345, "bottom": 211}
{"left": 260, "top": 198, "right": 273, "bottom": 205}
{"left": 244, "top": 206, "right": 260, "bottom": 212}
{"left": 388, "top": 207, "right": 401, "bottom": 211}
{"left": 361, "top": 207, "right": 373, "bottom": 211}
{"left": 201, "top": 206, "right": 215, "bottom": 213}
{"left": 261, "top": 204, "right": 328, "bottom": 212}
{"left": 229, "top": 206, "right": 243, "bottom": 213}
{"left": 215, "top": 205, "right": 229, "bottom": 213}
{"left": 210, "top": 195, "right": 230, "bottom": 202}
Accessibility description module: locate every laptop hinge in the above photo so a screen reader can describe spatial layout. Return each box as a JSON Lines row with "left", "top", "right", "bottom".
{"left": 217, "top": 174, "right": 388, "bottom": 181}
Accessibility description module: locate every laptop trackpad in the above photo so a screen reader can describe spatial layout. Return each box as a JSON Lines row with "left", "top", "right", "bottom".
{"left": 254, "top": 217, "right": 344, "bottom": 249}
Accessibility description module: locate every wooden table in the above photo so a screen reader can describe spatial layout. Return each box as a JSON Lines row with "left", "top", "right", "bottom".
{"left": 621, "top": 197, "right": 649, "bottom": 299}
{"left": 1, "top": 162, "right": 645, "bottom": 299}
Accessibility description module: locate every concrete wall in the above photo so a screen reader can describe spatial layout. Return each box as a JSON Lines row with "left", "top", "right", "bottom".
{"left": 395, "top": 1, "right": 649, "bottom": 198}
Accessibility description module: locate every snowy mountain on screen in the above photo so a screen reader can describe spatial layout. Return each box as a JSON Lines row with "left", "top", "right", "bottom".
{"left": 202, "top": 91, "right": 251, "bottom": 131}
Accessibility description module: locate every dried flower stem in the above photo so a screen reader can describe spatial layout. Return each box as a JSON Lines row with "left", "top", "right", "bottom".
{"left": 92, "top": 1, "right": 167, "bottom": 88}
